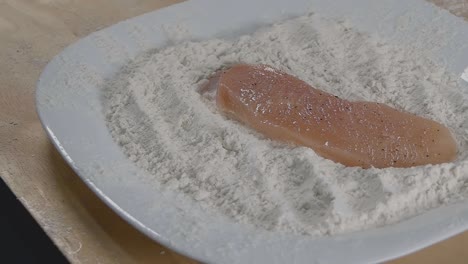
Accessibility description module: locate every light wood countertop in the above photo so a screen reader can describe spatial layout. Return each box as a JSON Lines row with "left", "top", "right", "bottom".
{"left": 1, "top": 0, "right": 467, "bottom": 263}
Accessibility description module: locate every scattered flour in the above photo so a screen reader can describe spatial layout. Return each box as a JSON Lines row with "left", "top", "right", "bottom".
{"left": 104, "top": 14, "right": 468, "bottom": 236}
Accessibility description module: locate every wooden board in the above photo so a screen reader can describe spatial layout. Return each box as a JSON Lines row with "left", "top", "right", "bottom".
{"left": 0, "top": 0, "right": 467, "bottom": 263}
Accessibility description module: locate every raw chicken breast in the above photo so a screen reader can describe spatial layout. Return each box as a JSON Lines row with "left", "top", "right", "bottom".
{"left": 205, "top": 64, "right": 457, "bottom": 168}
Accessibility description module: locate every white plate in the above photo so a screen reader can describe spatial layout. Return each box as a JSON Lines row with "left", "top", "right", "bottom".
{"left": 36, "top": 0, "right": 468, "bottom": 263}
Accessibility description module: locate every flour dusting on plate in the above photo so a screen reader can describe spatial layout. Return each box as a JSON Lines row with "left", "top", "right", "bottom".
{"left": 104, "top": 14, "right": 468, "bottom": 236}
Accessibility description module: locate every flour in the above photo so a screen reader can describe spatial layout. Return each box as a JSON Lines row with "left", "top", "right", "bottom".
{"left": 104, "top": 14, "right": 468, "bottom": 236}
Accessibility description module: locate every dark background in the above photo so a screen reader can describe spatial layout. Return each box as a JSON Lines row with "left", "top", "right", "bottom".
{"left": 0, "top": 177, "right": 68, "bottom": 263}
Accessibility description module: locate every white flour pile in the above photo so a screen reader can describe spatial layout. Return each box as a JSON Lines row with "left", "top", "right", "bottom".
{"left": 104, "top": 14, "right": 468, "bottom": 236}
